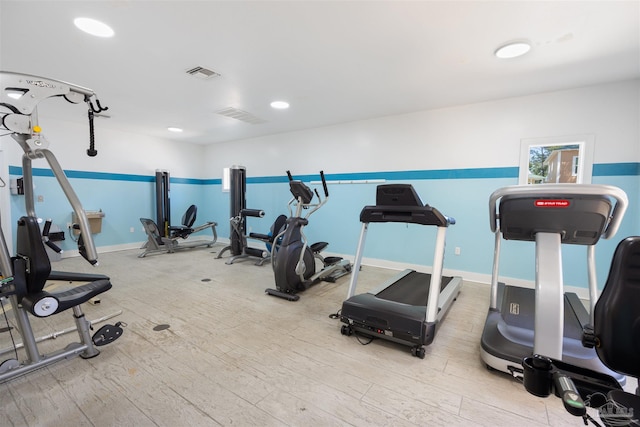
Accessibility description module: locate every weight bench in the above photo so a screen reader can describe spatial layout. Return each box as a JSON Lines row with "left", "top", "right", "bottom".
{"left": 139, "top": 205, "right": 218, "bottom": 258}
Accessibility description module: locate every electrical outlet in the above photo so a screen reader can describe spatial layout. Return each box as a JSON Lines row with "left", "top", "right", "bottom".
{"left": 130, "top": 227, "right": 135, "bottom": 233}
{"left": 455, "top": 247, "right": 461, "bottom": 255}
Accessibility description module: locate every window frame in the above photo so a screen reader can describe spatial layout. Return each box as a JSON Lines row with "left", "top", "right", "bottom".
{"left": 518, "top": 134, "right": 595, "bottom": 185}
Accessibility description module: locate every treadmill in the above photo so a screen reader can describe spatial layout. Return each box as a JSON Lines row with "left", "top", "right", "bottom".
{"left": 480, "top": 184, "right": 628, "bottom": 384}
{"left": 339, "top": 184, "right": 462, "bottom": 358}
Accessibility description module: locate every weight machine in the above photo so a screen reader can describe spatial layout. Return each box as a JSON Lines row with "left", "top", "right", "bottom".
{"left": 216, "top": 165, "right": 274, "bottom": 265}
{"left": 0, "top": 71, "right": 123, "bottom": 382}
{"left": 138, "top": 169, "right": 218, "bottom": 257}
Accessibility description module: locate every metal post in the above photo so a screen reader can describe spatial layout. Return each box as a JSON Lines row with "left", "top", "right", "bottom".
{"left": 346, "top": 223, "right": 368, "bottom": 299}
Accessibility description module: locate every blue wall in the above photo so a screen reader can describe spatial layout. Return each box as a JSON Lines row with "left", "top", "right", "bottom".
{"left": 9, "top": 162, "right": 638, "bottom": 289}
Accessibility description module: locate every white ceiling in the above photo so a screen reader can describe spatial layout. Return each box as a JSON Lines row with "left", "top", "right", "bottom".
{"left": 1, "top": 1, "right": 639, "bottom": 146}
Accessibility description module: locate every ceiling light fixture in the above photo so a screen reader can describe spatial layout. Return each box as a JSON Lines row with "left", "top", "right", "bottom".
{"left": 270, "top": 101, "right": 290, "bottom": 109}
{"left": 74, "top": 17, "right": 114, "bottom": 38}
{"left": 167, "top": 127, "right": 183, "bottom": 133}
{"left": 495, "top": 41, "right": 531, "bottom": 59}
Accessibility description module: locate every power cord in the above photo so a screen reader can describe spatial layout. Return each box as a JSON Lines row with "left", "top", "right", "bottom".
{"left": 328, "top": 309, "right": 341, "bottom": 320}
{"left": 0, "top": 296, "right": 19, "bottom": 361}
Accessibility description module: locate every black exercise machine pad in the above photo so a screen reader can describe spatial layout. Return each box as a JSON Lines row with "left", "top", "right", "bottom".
{"left": 375, "top": 271, "right": 453, "bottom": 306}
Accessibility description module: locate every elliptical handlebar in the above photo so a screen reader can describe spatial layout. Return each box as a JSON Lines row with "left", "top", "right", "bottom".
{"left": 286, "top": 170, "right": 330, "bottom": 219}
{"left": 319, "top": 170, "right": 329, "bottom": 197}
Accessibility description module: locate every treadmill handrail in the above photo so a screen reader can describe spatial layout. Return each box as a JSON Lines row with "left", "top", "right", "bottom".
{"left": 489, "top": 184, "right": 628, "bottom": 240}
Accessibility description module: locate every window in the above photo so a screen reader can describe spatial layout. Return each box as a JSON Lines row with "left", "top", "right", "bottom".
{"left": 222, "top": 167, "right": 230, "bottom": 192}
{"left": 518, "top": 135, "right": 594, "bottom": 185}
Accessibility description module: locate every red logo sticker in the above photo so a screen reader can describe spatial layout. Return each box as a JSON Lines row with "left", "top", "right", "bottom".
{"left": 534, "top": 199, "right": 570, "bottom": 208}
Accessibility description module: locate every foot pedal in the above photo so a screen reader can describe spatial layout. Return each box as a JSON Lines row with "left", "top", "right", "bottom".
{"left": 92, "top": 322, "right": 125, "bottom": 346}
{"left": 265, "top": 288, "right": 300, "bottom": 301}
{"left": 324, "top": 256, "right": 343, "bottom": 265}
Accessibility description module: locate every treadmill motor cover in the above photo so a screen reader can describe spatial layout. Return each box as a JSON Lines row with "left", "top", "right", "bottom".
{"left": 341, "top": 294, "right": 437, "bottom": 347}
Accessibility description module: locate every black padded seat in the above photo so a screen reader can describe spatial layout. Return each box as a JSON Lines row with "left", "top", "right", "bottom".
{"left": 593, "top": 236, "right": 640, "bottom": 378}
{"left": 169, "top": 204, "right": 197, "bottom": 239}
{"left": 16, "top": 216, "right": 112, "bottom": 317}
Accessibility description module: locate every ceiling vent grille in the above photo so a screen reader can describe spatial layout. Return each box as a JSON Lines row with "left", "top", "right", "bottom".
{"left": 185, "top": 66, "right": 221, "bottom": 80}
{"left": 216, "top": 107, "right": 266, "bottom": 125}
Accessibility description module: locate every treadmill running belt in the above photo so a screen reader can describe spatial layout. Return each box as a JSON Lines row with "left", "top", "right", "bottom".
{"left": 375, "top": 271, "right": 453, "bottom": 306}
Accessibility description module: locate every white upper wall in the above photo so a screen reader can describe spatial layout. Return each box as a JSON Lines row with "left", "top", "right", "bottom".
{"left": 2, "top": 115, "right": 207, "bottom": 179}
{"left": 204, "top": 79, "right": 640, "bottom": 178}
{"left": 2, "top": 79, "right": 637, "bottom": 179}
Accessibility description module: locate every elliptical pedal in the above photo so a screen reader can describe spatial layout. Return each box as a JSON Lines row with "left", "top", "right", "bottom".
{"left": 265, "top": 288, "right": 300, "bottom": 301}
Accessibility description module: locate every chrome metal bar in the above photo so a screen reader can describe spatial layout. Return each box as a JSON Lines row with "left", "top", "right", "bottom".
{"left": 587, "top": 245, "right": 598, "bottom": 325}
{"left": 39, "top": 148, "right": 98, "bottom": 263}
{"left": 425, "top": 226, "right": 447, "bottom": 323}
{"left": 534, "top": 232, "right": 564, "bottom": 360}
{"left": 346, "top": 222, "right": 368, "bottom": 299}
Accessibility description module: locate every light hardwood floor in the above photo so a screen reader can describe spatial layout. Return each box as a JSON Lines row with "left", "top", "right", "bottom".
{"left": 0, "top": 244, "right": 635, "bottom": 426}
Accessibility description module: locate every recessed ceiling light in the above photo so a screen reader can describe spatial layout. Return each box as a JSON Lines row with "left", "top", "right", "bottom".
{"left": 74, "top": 17, "right": 114, "bottom": 38}
{"left": 270, "top": 101, "right": 290, "bottom": 109}
{"left": 495, "top": 41, "right": 531, "bottom": 59}
{"left": 167, "top": 127, "right": 183, "bottom": 133}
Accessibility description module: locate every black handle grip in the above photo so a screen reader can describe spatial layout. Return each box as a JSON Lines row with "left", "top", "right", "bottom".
{"left": 319, "top": 170, "right": 328, "bottom": 197}
{"left": 552, "top": 372, "right": 586, "bottom": 417}
{"left": 42, "top": 219, "right": 52, "bottom": 236}
{"left": 286, "top": 170, "right": 293, "bottom": 181}
{"left": 45, "top": 240, "right": 62, "bottom": 254}
{"left": 240, "top": 209, "right": 265, "bottom": 218}
{"left": 87, "top": 108, "right": 97, "bottom": 157}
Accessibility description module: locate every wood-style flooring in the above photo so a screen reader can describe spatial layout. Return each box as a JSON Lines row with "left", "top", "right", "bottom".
{"left": 0, "top": 244, "right": 635, "bottom": 426}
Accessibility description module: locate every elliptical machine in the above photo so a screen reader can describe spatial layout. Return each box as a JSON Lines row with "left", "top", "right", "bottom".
{"left": 265, "top": 171, "right": 351, "bottom": 301}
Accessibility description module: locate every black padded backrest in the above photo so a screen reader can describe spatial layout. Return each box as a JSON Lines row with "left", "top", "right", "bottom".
{"left": 16, "top": 216, "right": 52, "bottom": 295}
{"left": 271, "top": 214, "right": 288, "bottom": 237}
{"left": 593, "top": 236, "right": 640, "bottom": 378}
{"left": 182, "top": 204, "right": 197, "bottom": 227}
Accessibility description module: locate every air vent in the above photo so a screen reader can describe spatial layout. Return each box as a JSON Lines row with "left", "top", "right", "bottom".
{"left": 216, "top": 107, "right": 266, "bottom": 125}
{"left": 185, "top": 66, "right": 221, "bottom": 80}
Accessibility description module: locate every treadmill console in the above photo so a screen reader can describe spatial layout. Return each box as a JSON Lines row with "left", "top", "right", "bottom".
{"left": 361, "top": 184, "right": 450, "bottom": 226}
{"left": 376, "top": 184, "right": 424, "bottom": 207}
{"left": 499, "top": 195, "right": 612, "bottom": 245}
